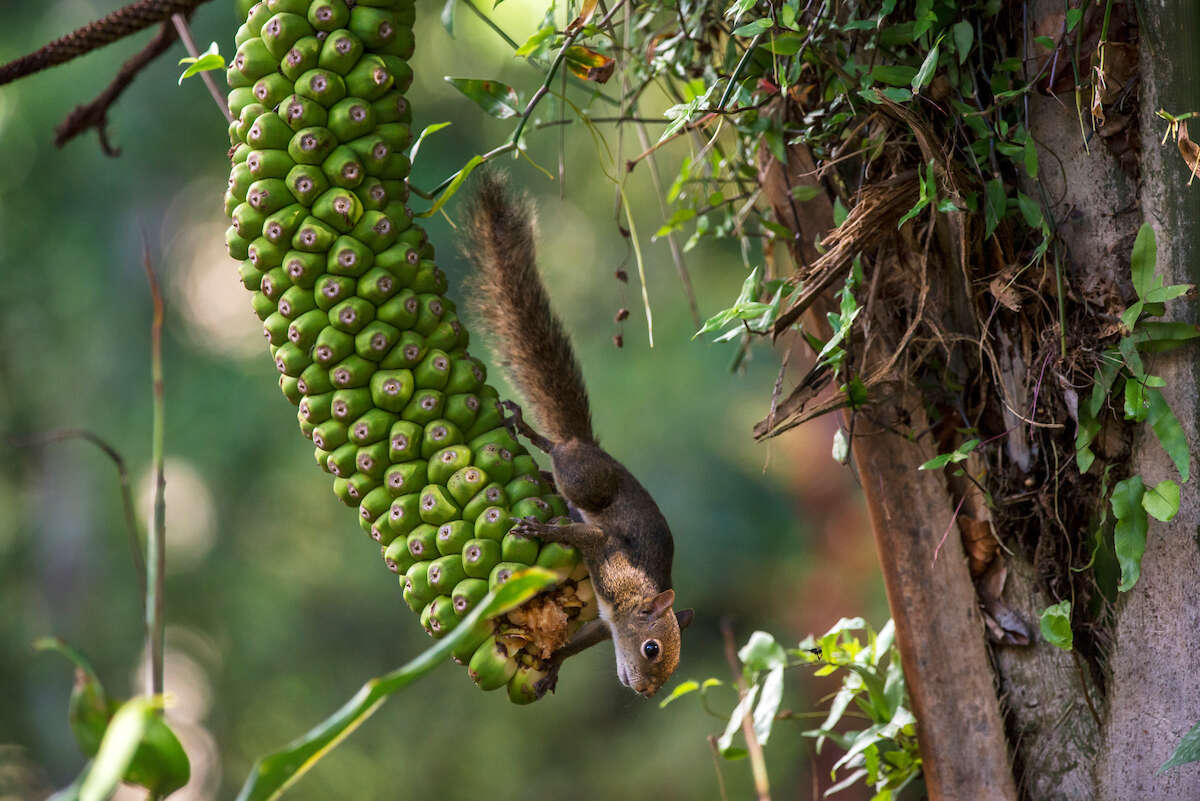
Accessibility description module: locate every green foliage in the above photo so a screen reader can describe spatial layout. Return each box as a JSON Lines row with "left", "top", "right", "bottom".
{"left": 662, "top": 620, "right": 920, "bottom": 799}
{"left": 236, "top": 568, "right": 559, "bottom": 801}
{"left": 1037, "top": 601, "right": 1073, "bottom": 651}
{"left": 1072, "top": 224, "right": 1196, "bottom": 593}
{"left": 918, "top": 438, "right": 979, "bottom": 471}
{"left": 1159, "top": 720, "right": 1200, "bottom": 774}
{"left": 177, "top": 42, "right": 224, "bottom": 85}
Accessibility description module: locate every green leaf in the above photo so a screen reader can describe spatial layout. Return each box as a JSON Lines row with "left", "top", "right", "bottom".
{"left": 1034, "top": 35, "right": 1055, "bottom": 50}
{"left": 1145, "top": 389, "right": 1191, "bottom": 481}
{"left": 918, "top": 438, "right": 980, "bottom": 470}
{"left": 235, "top": 568, "right": 559, "bottom": 801}
{"left": 441, "top": 0, "right": 455, "bottom": 36}
{"left": 1038, "top": 600, "right": 1073, "bottom": 650}
{"left": 739, "top": 631, "right": 787, "bottom": 672}
{"left": 871, "top": 65, "right": 918, "bottom": 87}
{"left": 1159, "top": 719, "right": 1200, "bottom": 773}
{"left": 984, "top": 179, "right": 1006, "bottom": 238}
{"left": 1142, "top": 479, "right": 1181, "bottom": 522}
{"left": 718, "top": 685, "right": 758, "bottom": 758}
{"left": 732, "top": 18, "right": 773, "bottom": 36}
{"left": 1024, "top": 136, "right": 1039, "bottom": 178}
{"left": 407, "top": 121, "right": 451, "bottom": 167}
{"left": 1066, "top": 7, "right": 1083, "bottom": 31}
{"left": 416, "top": 154, "right": 485, "bottom": 218}
{"left": 833, "top": 197, "right": 849, "bottom": 226}
{"left": 1130, "top": 223, "right": 1158, "bottom": 301}
{"left": 1123, "top": 376, "right": 1148, "bottom": 422}
{"left": 177, "top": 41, "right": 224, "bottom": 85}
{"left": 515, "top": 25, "right": 555, "bottom": 57}
{"left": 752, "top": 666, "right": 784, "bottom": 746}
{"left": 951, "top": 21, "right": 973, "bottom": 65}
{"left": 1110, "top": 476, "right": 1148, "bottom": 592}
{"left": 659, "top": 679, "right": 701, "bottom": 708}
{"left": 1016, "top": 193, "right": 1043, "bottom": 228}
{"left": 654, "top": 207, "right": 696, "bottom": 239}
{"left": 791, "top": 184, "right": 822, "bottom": 202}
{"left": 1131, "top": 321, "right": 1200, "bottom": 352}
{"left": 79, "top": 698, "right": 157, "bottom": 801}
{"left": 763, "top": 32, "right": 806, "bottom": 55}
{"left": 911, "top": 41, "right": 940, "bottom": 92}
{"left": 444, "top": 77, "right": 522, "bottom": 119}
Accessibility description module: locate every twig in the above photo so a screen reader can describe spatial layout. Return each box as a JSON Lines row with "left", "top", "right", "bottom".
{"left": 707, "top": 735, "right": 732, "bottom": 801}
{"left": 458, "top": 0, "right": 521, "bottom": 50}
{"left": 932, "top": 493, "right": 968, "bottom": 566}
{"left": 510, "top": 0, "right": 627, "bottom": 145}
{"left": 632, "top": 119, "right": 701, "bottom": 328}
{"left": 141, "top": 236, "right": 166, "bottom": 699}
{"left": 0, "top": 0, "right": 211, "bottom": 86}
{"left": 720, "top": 619, "right": 772, "bottom": 801}
{"left": 54, "top": 20, "right": 181, "bottom": 154}
{"left": 418, "top": 141, "right": 519, "bottom": 201}
{"left": 9, "top": 429, "right": 145, "bottom": 599}
{"left": 170, "top": 13, "right": 231, "bottom": 122}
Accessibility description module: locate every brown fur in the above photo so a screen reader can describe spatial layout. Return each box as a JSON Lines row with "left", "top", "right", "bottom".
{"left": 460, "top": 172, "right": 595, "bottom": 444}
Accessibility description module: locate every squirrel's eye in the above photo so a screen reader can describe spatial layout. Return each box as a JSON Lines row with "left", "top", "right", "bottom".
{"left": 642, "top": 640, "right": 661, "bottom": 661}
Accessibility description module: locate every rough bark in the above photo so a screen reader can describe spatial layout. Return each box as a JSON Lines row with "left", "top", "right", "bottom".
{"left": 853, "top": 405, "right": 1020, "bottom": 801}
{"left": 1095, "top": 1, "right": 1200, "bottom": 796}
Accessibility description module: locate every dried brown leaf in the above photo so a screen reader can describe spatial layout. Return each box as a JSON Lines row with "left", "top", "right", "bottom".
{"left": 1179, "top": 121, "right": 1200, "bottom": 184}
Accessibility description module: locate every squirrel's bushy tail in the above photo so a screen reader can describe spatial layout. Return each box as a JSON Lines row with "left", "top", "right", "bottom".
{"left": 462, "top": 172, "right": 594, "bottom": 444}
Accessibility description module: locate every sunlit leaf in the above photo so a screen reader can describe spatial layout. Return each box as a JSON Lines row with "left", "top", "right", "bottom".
{"left": 752, "top": 666, "right": 784, "bottom": 746}
{"left": 658, "top": 679, "right": 700, "bottom": 708}
{"left": 717, "top": 685, "right": 757, "bottom": 758}
{"left": 1142, "top": 479, "right": 1180, "bottom": 522}
{"left": 566, "top": 0, "right": 600, "bottom": 33}
{"left": 408, "top": 121, "right": 451, "bottom": 167}
{"left": 177, "top": 41, "right": 224, "bottom": 84}
{"left": 444, "top": 77, "right": 522, "bottom": 118}
{"left": 515, "top": 25, "right": 555, "bottom": 57}
{"left": 1038, "top": 600, "right": 1073, "bottom": 650}
{"left": 918, "top": 438, "right": 980, "bottom": 470}
{"left": 79, "top": 698, "right": 158, "bottom": 801}
{"left": 731, "top": 18, "right": 773, "bottom": 36}
{"left": 739, "top": 631, "right": 787, "bottom": 672}
{"left": 235, "top": 568, "right": 559, "bottom": 801}
{"left": 564, "top": 46, "right": 615, "bottom": 83}
{"left": 441, "top": 0, "right": 455, "bottom": 36}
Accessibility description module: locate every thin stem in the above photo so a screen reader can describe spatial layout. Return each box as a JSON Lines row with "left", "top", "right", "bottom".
{"left": 633, "top": 118, "right": 701, "bottom": 327}
{"left": 721, "top": 619, "right": 772, "bottom": 801}
{"left": 141, "top": 238, "right": 166, "bottom": 699}
{"left": 422, "top": 141, "right": 518, "bottom": 201}
{"left": 458, "top": 0, "right": 520, "bottom": 49}
{"left": 510, "top": 0, "right": 627, "bottom": 145}
{"left": 170, "top": 13, "right": 231, "bottom": 121}
{"left": 10, "top": 429, "right": 145, "bottom": 599}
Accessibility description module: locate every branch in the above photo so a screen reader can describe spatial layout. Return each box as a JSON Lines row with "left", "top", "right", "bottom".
{"left": 510, "top": 0, "right": 627, "bottom": 145}
{"left": 53, "top": 19, "right": 182, "bottom": 155}
{"left": 141, "top": 236, "right": 167, "bottom": 699}
{"left": 0, "top": 0, "right": 212, "bottom": 86}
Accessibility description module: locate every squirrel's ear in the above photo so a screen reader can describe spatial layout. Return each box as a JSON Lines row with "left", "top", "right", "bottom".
{"left": 675, "top": 608, "right": 695, "bottom": 630}
{"left": 642, "top": 589, "right": 675, "bottom": 619}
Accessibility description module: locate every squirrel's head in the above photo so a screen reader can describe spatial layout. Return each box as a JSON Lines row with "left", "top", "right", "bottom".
{"left": 612, "top": 589, "right": 681, "bottom": 697}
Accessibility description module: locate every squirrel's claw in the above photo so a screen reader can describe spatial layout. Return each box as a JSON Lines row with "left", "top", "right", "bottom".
{"left": 499, "top": 400, "right": 554, "bottom": 453}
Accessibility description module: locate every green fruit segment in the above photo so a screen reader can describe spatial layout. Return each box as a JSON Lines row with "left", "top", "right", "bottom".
{"left": 225, "top": 0, "right": 589, "bottom": 703}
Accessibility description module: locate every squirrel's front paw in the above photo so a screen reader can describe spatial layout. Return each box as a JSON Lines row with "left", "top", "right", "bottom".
{"left": 509, "top": 517, "right": 551, "bottom": 539}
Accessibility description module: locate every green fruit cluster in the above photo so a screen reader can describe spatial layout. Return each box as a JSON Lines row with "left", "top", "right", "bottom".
{"left": 224, "top": 0, "right": 597, "bottom": 703}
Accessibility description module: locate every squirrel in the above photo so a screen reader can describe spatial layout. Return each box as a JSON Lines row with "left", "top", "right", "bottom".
{"left": 461, "top": 173, "right": 692, "bottom": 697}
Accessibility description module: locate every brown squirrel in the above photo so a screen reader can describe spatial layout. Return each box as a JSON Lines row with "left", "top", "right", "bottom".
{"left": 462, "top": 173, "right": 692, "bottom": 697}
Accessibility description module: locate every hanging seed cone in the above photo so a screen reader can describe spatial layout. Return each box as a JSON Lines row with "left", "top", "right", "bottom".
{"left": 225, "top": 0, "right": 592, "bottom": 702}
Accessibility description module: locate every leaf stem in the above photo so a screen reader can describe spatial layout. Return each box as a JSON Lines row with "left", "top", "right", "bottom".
{"left": 170, "top": 13, "right": 231, "bottom": 122}
{"left": 141, "top": 237, "right": 166, "bottom": 700}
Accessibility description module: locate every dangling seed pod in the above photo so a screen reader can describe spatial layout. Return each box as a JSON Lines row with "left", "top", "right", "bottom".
{"left": 224, "top": 0, "right": 591, "bottom": 702}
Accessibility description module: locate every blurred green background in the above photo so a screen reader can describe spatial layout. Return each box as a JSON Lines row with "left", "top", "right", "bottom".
{"left": 0, "top": 1, "right": 884, "bottom": 798}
